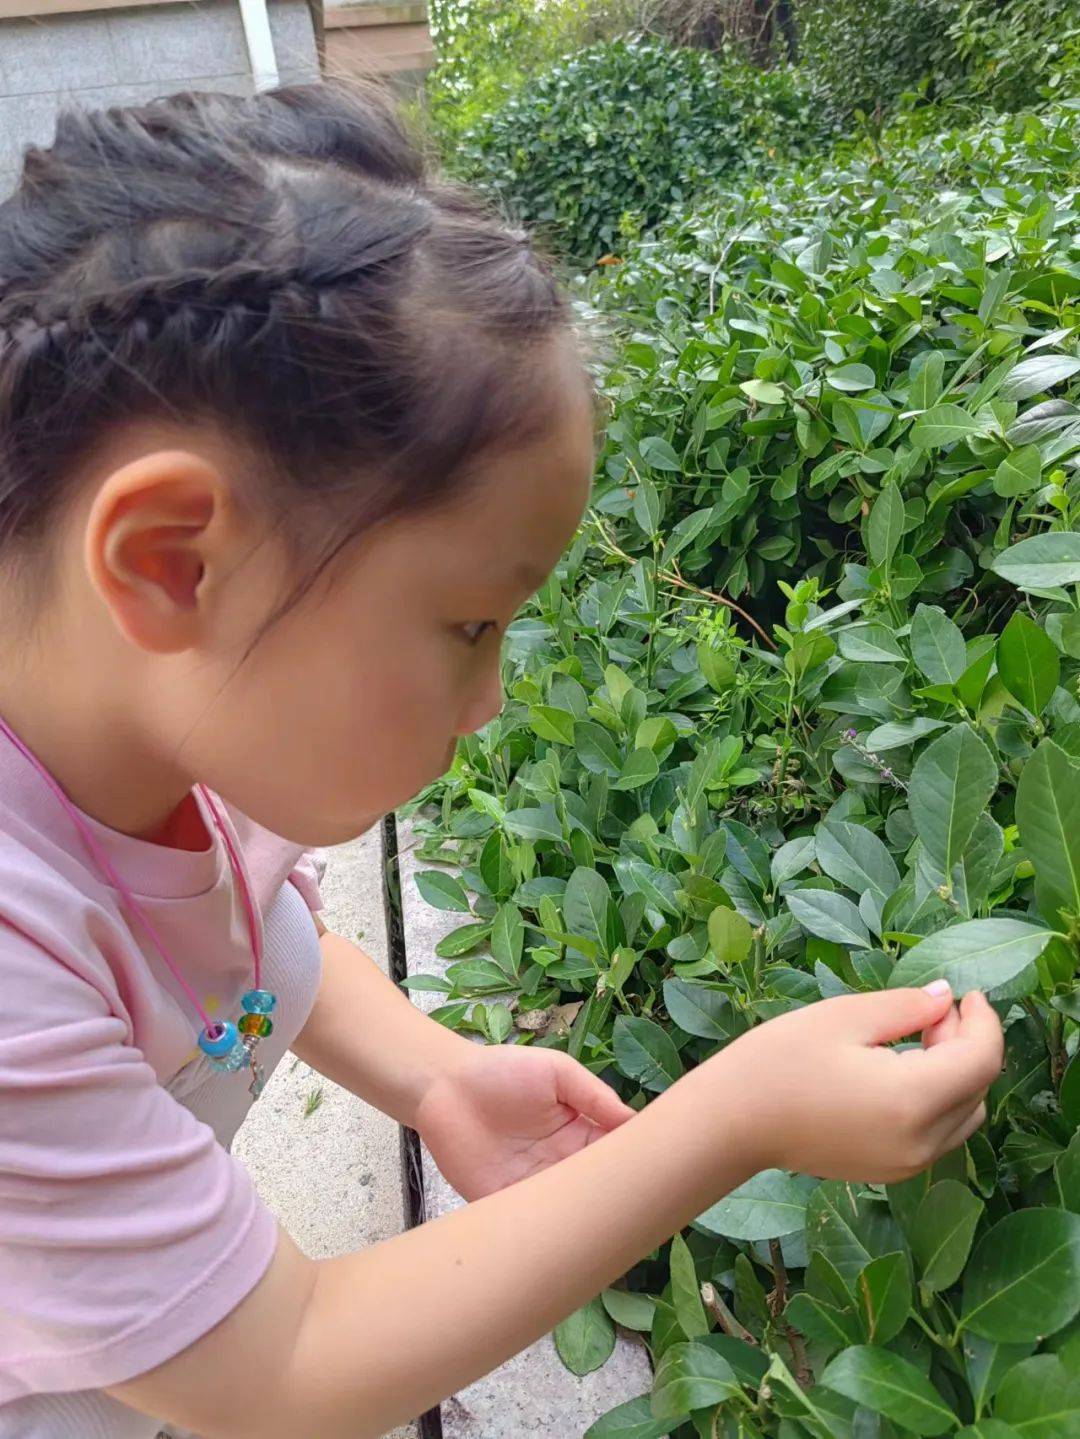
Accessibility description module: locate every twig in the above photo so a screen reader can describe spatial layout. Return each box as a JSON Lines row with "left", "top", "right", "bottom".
{"left": 701, "top": 1282, "right": 758, "bottom": 1345}
{"left": 769, "top": 1239, "right": 812, "bottom": 1390}
{"left": 592, "top": 514, "right": 777, "bottom": 650}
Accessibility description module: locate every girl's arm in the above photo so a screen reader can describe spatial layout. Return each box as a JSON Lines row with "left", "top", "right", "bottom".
{"left": 292, "top": 923, "right": 474, "bottom": 1127}
{"left": 108, "top": 987, "right": 1001, "bottom": 1439}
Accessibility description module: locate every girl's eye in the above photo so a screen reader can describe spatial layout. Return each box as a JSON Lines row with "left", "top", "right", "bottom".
{"left": 460, "top": 621, "right": 496, "bottom": 645}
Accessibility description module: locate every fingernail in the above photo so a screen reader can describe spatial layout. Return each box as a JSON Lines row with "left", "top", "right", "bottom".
{"left": 923, "top": 979, "right": 951, "bottom": 996}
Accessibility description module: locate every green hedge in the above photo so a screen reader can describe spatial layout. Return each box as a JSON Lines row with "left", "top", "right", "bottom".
{"left": 796, "top": 0, "right": 1080, "bottom": 121}
{"left": 405, "top": 97, "right": 1080, "bottom": 1437}
{"left": 454, "top": 37, "right": 829, "bottom": 266}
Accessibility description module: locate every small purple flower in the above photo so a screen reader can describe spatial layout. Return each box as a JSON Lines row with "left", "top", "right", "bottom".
{"left": 881, "top": 767, "right": 893, "bottom": 781}
{"left": 845, "top": 727, "right": 858, "bottom": 741}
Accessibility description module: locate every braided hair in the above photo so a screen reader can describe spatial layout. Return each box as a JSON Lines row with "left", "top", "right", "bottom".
{"left": 0, "top": 80, "right": 574, "bottom": 605}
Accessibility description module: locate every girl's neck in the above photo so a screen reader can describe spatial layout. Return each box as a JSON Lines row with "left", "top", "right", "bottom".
{"left": 0, "top": 618, "right": 195, "bottom": 843}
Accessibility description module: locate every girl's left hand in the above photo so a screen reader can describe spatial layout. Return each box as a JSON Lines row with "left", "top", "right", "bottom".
{"left": 413, "top": 1040, "right": 636, "bottom": 1200}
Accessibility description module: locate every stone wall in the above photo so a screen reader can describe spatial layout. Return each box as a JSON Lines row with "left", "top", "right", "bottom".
{"left": 0, "top": 1, "right": 320, "bottom": 199}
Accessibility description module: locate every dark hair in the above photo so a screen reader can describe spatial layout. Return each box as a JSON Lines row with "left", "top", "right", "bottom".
{"left": 0, "top": 79, "right": 580, "bottom": 602}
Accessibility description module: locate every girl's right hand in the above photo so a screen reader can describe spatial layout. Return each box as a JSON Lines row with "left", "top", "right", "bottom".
{"left": 707, "top": 984, "right": 1004, "bottom": 1185}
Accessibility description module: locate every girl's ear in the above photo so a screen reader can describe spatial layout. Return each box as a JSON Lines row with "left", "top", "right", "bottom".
{"left": 84, "top": 450, "right": 228, "bottom": 654}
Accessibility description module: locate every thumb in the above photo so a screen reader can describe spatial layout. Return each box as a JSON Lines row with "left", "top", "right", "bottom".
{"left": 829, "top": 981, "right": 954, "bottom": 1045}
{"left": 554, "top": 1052, "right": 636, "bottom": 1131}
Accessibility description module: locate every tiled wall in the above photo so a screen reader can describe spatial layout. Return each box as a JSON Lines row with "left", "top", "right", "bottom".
{"left": 0, "top": 1, "right": 320, "bottom": 198}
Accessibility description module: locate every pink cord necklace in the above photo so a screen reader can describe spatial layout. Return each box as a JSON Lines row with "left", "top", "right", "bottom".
{"left": 0, "top": 715, "right": 277, "bottom": 1099}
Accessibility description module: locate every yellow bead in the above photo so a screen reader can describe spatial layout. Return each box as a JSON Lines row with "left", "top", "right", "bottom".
{"left": 239, "top": 1012, "right": 272, "bottom": 1038}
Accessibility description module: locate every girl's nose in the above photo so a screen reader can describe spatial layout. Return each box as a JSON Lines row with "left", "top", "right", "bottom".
{"left": 454, "top": 669, "right": 505, "bottom": 737}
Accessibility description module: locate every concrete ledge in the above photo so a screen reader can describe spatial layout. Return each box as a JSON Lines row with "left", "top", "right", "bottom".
{"left": 396, "top": 815, "right": 652, "bottom": 1439}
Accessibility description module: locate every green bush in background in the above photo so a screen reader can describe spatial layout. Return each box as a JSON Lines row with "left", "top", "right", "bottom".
{"left": 453, "top": 37, "right": 828, "bottom": 267}
{"left": 795, "top": 0, "right": 1080, "bottom": 122}
{"left": 405, "top": 92, "right": 1080, "bottom": 1437}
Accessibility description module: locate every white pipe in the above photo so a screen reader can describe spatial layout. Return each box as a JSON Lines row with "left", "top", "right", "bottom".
{"left": 238, "top": 0, "right": 280, "bottom": 92}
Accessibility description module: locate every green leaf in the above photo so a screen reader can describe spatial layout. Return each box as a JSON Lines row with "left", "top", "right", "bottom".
{"left": 415, "top": 870, "right": 472, "bottom": 912}
{"left": 670, "top": 1233, "right": 708, "bottom": 1339}
{"left": 741, "top": 378, "right": 785, "bottom": 405}
{"left": 434, "top": 921, "right": 491, "bottom": 958}
{"left": 564, "top": 867, "right": 612, "bottom": 954}
{"left": 911, "top": 604, "right": 968, "bottom": 686}
{"left": 576, "top": 721, "right": 623, "bottom": 778}
{"left": 820, "top": 1346, "right": 956, "bottom": 1434}
{"left": 888, "top": 918, "right": 1053, "bottom": 992}
{"left": 695, "top": 1169, "right": 818, "bottom": 1242}
{"left": 911, "top": 1180, "right": 984, "bottom": 1292}
{"left": 838, "top": 623, "right": 908, "bottom": 662}
{"left": 908, "top": 724, "right": 997, "bottom": 876}
{"left": 633, "top": 476, "right": 662, "bottom": 536}
{"left": 707, "top": 904, "right": 753, "bottom": 965}
{"left": 962, "top": 1208, "right": 1080, "bottom": 1342}
{"left": 995, "top": 1354, "right": 1080, "bottom": 1437}
{"left": 954, "top": 1424, "right": 1021, "bottom": 1439}
{"left": 639, "top": 435, "right": 681, "bottom": 472}
{"left": 663, "top": 978, "right": 730, "bottom": 1041}
{"left": 1058, "top": 1132, "right": 1080, "bottom": 1212}
{"left": 613, "top": 747, "right": 661, "bottom": 791}
{"left": 1061, "top": 1052, "right": 1080, "bottom": 1131}
{"left": 864, "top": 717, "right": 950, "bottom": 752}
{"left": 785, "top": 1291, "right": 862, "bottom": 1349}
{"left": 612, "top": 1015, "right": 684, "bottom": 1093}
{"left": 1016, "top": 741, "right": 1080, "bottom": 929}
{"left": 998, "top": 612, "right": 1060, "bottom": 716}
{"left": 490, "top": 902, "right": 524, "bottom": 976}
{"left": 650, "top": 1342, "right": 740, "bottom": 1421}
{"left": 1000, "top": 354, "right": 1080, "bottom": 402}
{"left": 867, "top": 482, "right": 905, "bottom": 567}
{"left": 787, "top": 888, "right": 873, "bottom": 949}
{"left": 829, "top": 362, "right": 877, "bottom": 392}
{"left": 529, "top": 704, "right": 577, "bottom": 745}
{"left": 815, "top": 820, "right": 900, "bottom": 904}
{"left": 697, "top": 641, "right": 736, "bottom": 694}
{"left": 911, "top": 404, "right": 988, "bottom": 449}
{"left": 554, "top": 1297, "right": 616, "bottom": 1375}
{"left": 585, "top": 1395, "right": 673, "bottom": 1439}
{"left": 504, "top": 804, "right": 564, "bottom": 842}
{"left": 807, "top": 1181, "right": 903, "bottom": 1285}
{"left": 600, "top": 1289, "right": 657, "bottom": 1332}
{"left": 856, "top": 1252, "right": 911, "bottom": 1346}
{"left": 993, "top": 534, "right": 1080, "bottom": 591}
{"left": 993, "top": 444, "right": 1043, "bottom": 497}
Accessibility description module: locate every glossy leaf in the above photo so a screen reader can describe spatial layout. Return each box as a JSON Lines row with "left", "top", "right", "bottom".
{"left": 787, "top": 888, "right": 873, "bottom": 949}
{"left": 998, "top": 612, "right": 1060, "bottom": 716}
{"left": 820, "top": 1346, "right": 956, "bottom": 1433}
{"left": 888, "top": 918, "right": 1053, "bottom": 993}
{"left": 908, "top": 724, "right": 997, "bottom": 876}
{"left": 555, "top": 1297, "right": 616, "bottom": 1375}
{"left": 612, "top": 1015, "right": 684, "bottom": 1093}
{"left": 1016, "top": 741, "right": 1080, "bottom": 929}
{"left": 911, "top": 1181, "right": 984, "bottom": 1292}
{"left": 962, "top": 1208, "right": 1080, "bottom": 1342}
{"left": 695, "top": 1169, "right": 818, "bottom": 1242}
{"left": 993, "top": 533, "right": 1080, "bottom": 591}
{"left": 650, "top": 1342, "right": 740, "bottom": 1421}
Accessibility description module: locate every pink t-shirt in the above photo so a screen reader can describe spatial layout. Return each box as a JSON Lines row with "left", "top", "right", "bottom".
{"left": 0, "top": 724, "right": 325, "bottom": 1437}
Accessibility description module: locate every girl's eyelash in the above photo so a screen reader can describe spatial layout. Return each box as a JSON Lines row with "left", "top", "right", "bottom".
{"left": 460, "top": 621, "right": 496, "bottom": 645}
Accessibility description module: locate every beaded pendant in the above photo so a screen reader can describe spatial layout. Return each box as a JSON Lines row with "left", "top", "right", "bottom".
{"left": 198, "top": 988, "right": 277, "bottom": 1099}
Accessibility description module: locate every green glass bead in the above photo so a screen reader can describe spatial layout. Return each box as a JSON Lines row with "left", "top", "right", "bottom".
{"left": 238, "top": 1012, "right": 272, "bottom": 1038}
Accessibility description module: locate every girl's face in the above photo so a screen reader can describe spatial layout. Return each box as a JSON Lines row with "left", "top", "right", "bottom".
{"left": 85, "top": 334, "right": 597, "bottom": 846}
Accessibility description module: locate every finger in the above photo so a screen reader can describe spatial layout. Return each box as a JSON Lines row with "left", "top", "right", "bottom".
{"left": 821, "top": 983, "right": 954, "bottom": 1045}
{"left": 924, "top": 1001, "right": 960, "bottom": 1049}
{"left": 553, "top": 1053, "right": 635, "bottom": 1131}
{"left": 933, "top": 1100, "right": 987, "bottom": 1160}
{"left": 916, "top": 997, "right": 1004, "bottom": 1108}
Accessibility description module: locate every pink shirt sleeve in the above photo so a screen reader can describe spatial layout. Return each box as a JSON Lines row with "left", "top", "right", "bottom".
{"left": 0, "top": 919, "right": 280, "bottom": 1404}
{"left": 287, "top": 849, "right": 327, "bottom": 915}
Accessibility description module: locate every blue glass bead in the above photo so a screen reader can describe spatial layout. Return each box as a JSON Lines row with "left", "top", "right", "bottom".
{"left": 207, "top": 1041, "right": 250, "bottom": 1073}
{"left": 241, "top": 989, "right": 277, "bottom": 1015}
{"left": 199, "top": 1020, "right": 241, "bottom": 1057}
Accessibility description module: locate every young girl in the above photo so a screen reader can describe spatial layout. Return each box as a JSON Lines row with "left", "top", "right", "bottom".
{"left": 0, "top": 80, "right": 1002, "bottom": 1439}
